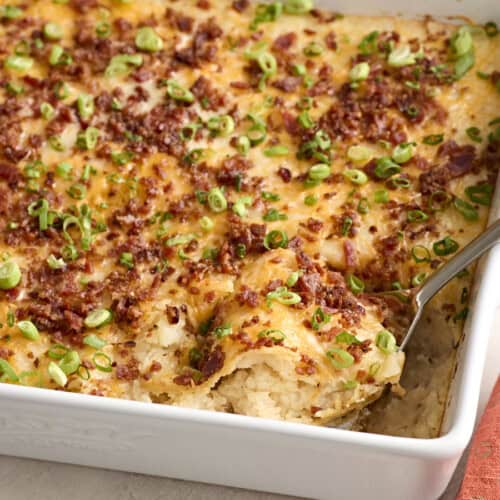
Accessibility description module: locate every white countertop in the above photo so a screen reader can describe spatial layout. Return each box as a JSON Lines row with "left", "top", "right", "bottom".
{"left": 2, "top": 307, "right": 498, "bottom": 500}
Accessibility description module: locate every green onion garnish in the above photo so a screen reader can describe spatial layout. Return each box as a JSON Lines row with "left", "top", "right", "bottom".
{"left": 264, "top": 145, "right": 289, "bottom": 157}
{"left": 374, "top": 157, "right": 401, "bottom": 179}
{"left": 326, "top": 348, "right": 355, "bottom": 369}
{"left": 453, "top": 197, "right": 479, "bottom": 221}
{"left": 465, "top": 184, "right": 492, "bottom": 206}
{"left": 336, "top": 331, "right": 362, "bottom": 345}
{"left": 83, "top": 334, "right": 107, "bottom": 349}
{"left": 266, "top": 286, "right": 301, "bottom": 306}
{"left": 233, "top": 196, "right": 253, "bottom": 217}
{"left": 48, "top": 344, "right": 69, "bottom": 360}
{"left": 411, "top": 245, "right": 431, "bottom": 263}
{"left": 347, "top": 274, "right": 364, "bottom": 294}
{"left": 207, "top": 187, "right": 227, "bottom": 213}
{"left": 213, "top": 324, "right": 232, "bottom": 339}
{"left": 135, "top": 26, "right": 163, "bottom": 52}
{"left": 92, "top": 352, "right": 113, "bottom": 372}
{"left": 392, "top": 142, "right": 415, "bottom": 164}
{"left": 199, "top": 216, "right": 214, "bottom": 232}
{"left": 257, "top": 329, "right": 286, "bottom": 343}
{"left": 207, "top": 115, "right": 235, "bottom": 137}
{"left": 59, "top": 350, "right": 80, "bottom": 375}
{"left": 264, "top": 230, "right": 288, "bottom": 250}
{"left": 119, "top": 252, "right": 134, "bottom": 269}
{"left": 43, "top": 22, "right": 63, "bottom": 41}
{"left": 303, "top": 41, "right": 324, "bottom": 57}
{"left": 0, "top": 359, "right": 19, "bottom": 382}
{"left": 283, "top": 0, "right": 313, "bottom": 14}
{"left": 465, "top": 126, "right": 482, "bottom": 143}
{"left": 433, "top": 236, "right": 459, "bottom": 256}
{"left": 76, "top": 127, "right": 100, "bottom": 150}
{"left": 48, "top": 361, "right": 67, "bottom": 387}
{"left": 262, "top": 208, "right": 287, "bottom": 222}
{"left": 17, "top": 320, "right": 40, "bottom": 341}
{"left": 105, "top": 54, "right": 143, "bottom": 78}
{"left": 422, "top": 134, "right": 444, "bottom": 145}
{"left": 311, "top": 307, "right": 331, "bottom": 330}
{"left": 374, "top": 189, "right": 389, "bottom": 203}
{"left": 0, "top": 260, "right": 21, "bottom": 290}
{"left": 77, "top": 93, "right": 94, "bottom": 120}
{"left": 411, "top": 272, "right": 427, "bottom": 287}
{"left": 407, "top": 209, "right": 429, "bottom": 222}
{"left": 84, "top": 309, "right": 112, "bottom": 329}
{"left": 344, "top": 169, "right": 368, "bottom": 185}
{"left": 4, "top": 55, "right": 33, "bottom": 71}
{"left": 349, "top": 62, "right": 370, "bottom": 82}
{"left": 375, "top": 330, "right": 397, "bottom": 354}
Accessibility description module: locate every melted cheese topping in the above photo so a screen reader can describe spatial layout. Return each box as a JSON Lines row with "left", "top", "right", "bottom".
{"left": 0, "top": 0, "right": 498, "bottom": 432}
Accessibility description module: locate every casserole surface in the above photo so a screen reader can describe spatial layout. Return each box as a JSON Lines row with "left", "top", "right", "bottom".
{"left": 0, "top": 0, "right": 498, "bottom": 435}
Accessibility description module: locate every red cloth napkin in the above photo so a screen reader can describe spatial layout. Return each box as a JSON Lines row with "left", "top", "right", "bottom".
{"left": 457, "top": 377, "right": 500, "bottom": 499}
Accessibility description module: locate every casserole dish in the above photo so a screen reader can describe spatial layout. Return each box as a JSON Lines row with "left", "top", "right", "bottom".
{"left": 0, "top": 1, "right": 499, "bottom": 498}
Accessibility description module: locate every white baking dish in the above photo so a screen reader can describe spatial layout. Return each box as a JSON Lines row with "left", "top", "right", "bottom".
{"left": 1, "top": 2, "right": 499, "bottom": 499}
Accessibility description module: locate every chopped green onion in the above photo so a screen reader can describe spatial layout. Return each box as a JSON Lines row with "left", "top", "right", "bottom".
{"left": 43, "top": 22, "right": 63, "bottom": 41}
{"left": 67, "top": 183, "right": 87, "bottom": 200}
{"left": 388, "top": 45, "right": 417, "bottom": 67}
{"left": 250, "top": 2, "right": 282, "bottom": 30}
{"left": 235, "top": 135, "right": 251, "bottom": 155}
{"left": 283, "top": 0, "right": 313, "bottom": 14}
{"left": 465, "top": 184, "right": 492, "bottom": 206}
{"left": 264, "top": 230, "right": 288, "bottom": 250}
{"left": 423, "top": 134, "right": 444, "bottom": 145}
{"left": 453, "top": 197, "right": 479, "bottom": 221}
{"left": 358, "top": 31, "right": 379, "bottom": 55}
{"left": 84, "top": 308, "right": 112, "bottom": 329}
{"left": 48, "top": 361, "right": 67, "bottom": 387}
{"left": 411, "top": 245, "right": 431, "bottom": 263}
{"left": 326, "top": 348, "right": 354, "bottom": 369}
{"left": 245, "top": 48, "right": 277, "bottom": 90}
{"left": 207, "top": 187, "right": 227, "bottom": 213}
{"left": 392, "top": 142, "right": 415, "bottom": 164}
{"left": 342, "top": 216, "right": 353, "bottom": 236}
{"left": 303, "top": 41, "right": 324, "bottom": 57}
{"left": 374, "top": 189, "right": 389, "bottom": 203}
{"left": 304, "top": 194, "right": 318, "bottom": 206}
{"left": 48, "top": 344, "right": 69, "bottom": 360}
{"left": 411, "top": 272, "right": 427, "bottom": 287}
{"left": 49, "top": 45, "right": 72, "bottom": 66}
{"left": 111, "top": 150, "right": 134, "bottom": 165}
{"left": 433, "top": 236, "right": 459, "bottom": 256}
{"left": 343, "top": 169, "right": 368, "bottom": 185}
{"left": 59, "top": 350, "right": 80, "bottom": 375}
{"left": 357, "top": 197, "right": 369, "bottom": 214}
{"left": 96, "top": 21, "right": 111, "bottom": 38}
{"left": 349, "top": 62, "right": 370, "bottom": 82}
{"left": 336, "top": 331, "right": 362, "bottom": 345}
{"left": 83, "top": 334, "right": 107, "bottom": 350}
{"left": 451, "top": 28, "right": 473, "bottom": 58}
{"left": 465, "top": 126, "right": 482, "bottom": 143}
{"left": 213, "top": 324, "right": 232, "bottom": 339}
{"left": 454, "top": 50, "right": 475, "bottom": 79}
{"left": 76, "top": 127, "right": 100, "bottom": 150}
{"left": 48, "top": 135, "right": 65, "bottom": 151}
{"left": 77, "top": 93, "right": 94, "bottom": 120}
{"left": 257, "top": 329, "right": 286, "bottom": 343}
{"left": 347, "top": 274, "right": 364, "bottom": 294}
{"left": 263, "top": 208, "right": 287, "bottom": 222}
{"left": 311, "top": 307, "right": 331, "bottom": 330}
{"left": 428, "top": 190, "right": 452, "bottom": 212}
{"left": 47, "top": 254, "right": 66, "bottom": 270}
{"left": 286, "top": 271, "right": 301, "bottom": 287}
{"left": 308, "top": 163, "right": 331, "bottom": 181}
{"left": 93, "top": 351, "right": 113, "bottom": 372}
{"left": 17, "top": 320, "right": 40, "bottom": 341}
{"left": 40, "top": 102, "right": 55, "bottom": 120}
{"left": 375, "top": 330, "right": 397, "bottom": 354}
{"left": 292, "top": 64, "right": 307, "bottom": 77}
{"left": 298, "top": 110, "right": 314, "bottom": 129}
{"left": 407, "top": 209, "right": 429, "bottom": 222}
{"left": 199, "top": 216, "right": 214, "bottom": 232}
{"left": 165, "top": 234, "right": 195, "bottom": 247}
{"left": 0, "top": 359, "right": 19, "bottom": 382}
{"left": 105, "top": 54, "right": 143, "bottom": 78}
{"left": 264, "top": 145, "right": 289, "bottom": 157}
{"left": 266, "top": 286, "right": 301, "bottom": 306}
{"left": 0, "top": 5, "right": 23, "bottom": 20}
{"left": 347, "top": 144, "right": 374, "bottom": 164}
{"left": 374, "top": 157, "right": 401, "bottom": 179}
{"left": 207, "top": 115, "right": 235, "bottom": 137}
{"left": 119, "top": 252, "right": 134, "bottom": 270}
{"left": 233, "top": 196, "right": 253, "bottom": 217}
{"left": 4, "top": 55, "right": 33, "bottom": 71}
{"left": 135, "top": 26, "right": 163, "bottom": 52}
{"left": 246, "top": 114, "right": 267, "bottom": 146}
{"left": 6, "top": 81, "right": 24, "bottom": 95}
{"left": 0, "top": 260, "right": 21, "bottom": 290}
{"left": 54, "top": 81, "right": 70, "bottom": 100}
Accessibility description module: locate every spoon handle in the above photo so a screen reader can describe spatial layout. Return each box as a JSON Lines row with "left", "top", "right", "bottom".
{"left": 416, "top": 219, "right": 500, "bottom": 308}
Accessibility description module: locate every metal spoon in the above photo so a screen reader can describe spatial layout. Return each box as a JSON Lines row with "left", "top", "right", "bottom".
{"left": 399, "top": 218, "right": 500, "bottom": 350}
